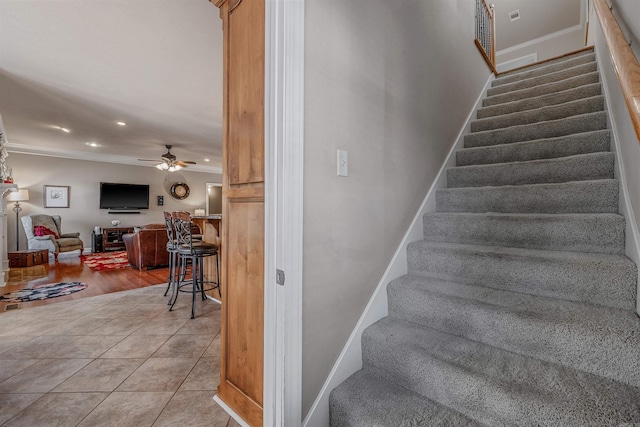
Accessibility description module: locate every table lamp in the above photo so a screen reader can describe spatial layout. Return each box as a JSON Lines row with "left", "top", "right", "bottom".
{"left": 8, "top": 189, "right": 29, "bottom": 251}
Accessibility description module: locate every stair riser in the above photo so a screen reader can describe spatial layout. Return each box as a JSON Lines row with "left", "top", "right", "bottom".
{"left": 478, "top": 83, "right": 602, "bottom": 119}
{"left": 406, "top": 241, "right": 636, "bottom": 310}
{"left": 387, "top": 279, "right": 640, "bottom": 387}
{"left": 483, "top": 72, "right": 600, "bottom": 107}
{"left": 493, "top": 53, "right": 596, "bottom": 87}
{"left": 436, "top": 180, "right": 619, "bottom": 214}
{"left": 361, "top": 335, "right": 565, "bottom": 426}
{"left": 448, "top": 153, "right": 614, "bottom": 188}
{"left": 456, "top": 130, "right": 610, "bottom": 167}
{"left": 329, "top": 370, "right": 482, "bottom": 427}
{"left": 422, "top": 213, "right": 625, "bottom": 255}
{"left": 487, "top": 62, "right": 598, "bottom": 97}
{"left": 470, "top": 96, "right": 604, "bottom": 132}
{"left": 361, "top": 318, "right": 640, "bottom": 426}
{"left": 464, "top": 112, "right": 607, "bottom": 148}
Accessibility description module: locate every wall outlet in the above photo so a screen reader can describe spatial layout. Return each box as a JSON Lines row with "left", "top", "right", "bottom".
{"left": 337, "top": 149, "right": 348, "bottom": 177}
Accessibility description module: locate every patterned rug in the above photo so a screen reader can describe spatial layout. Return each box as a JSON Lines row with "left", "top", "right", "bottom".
{"left": 0, "top": 282, "right": 88, "bottom": 303}
{"left": 81, "top": 251, "right": 130, "bottom": 271}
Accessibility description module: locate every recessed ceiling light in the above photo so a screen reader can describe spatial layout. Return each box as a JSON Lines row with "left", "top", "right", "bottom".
{"left": 204, "top": 158, "right": 210, "bottom": 162}
{"left": 85, "top": 142, "right": 101, "bottom": 147}
{"left": 54, "top": 126, "right": 71, "bottom": 133}
{"left": 116, "top": 121, "right": 126, "bottom": 126}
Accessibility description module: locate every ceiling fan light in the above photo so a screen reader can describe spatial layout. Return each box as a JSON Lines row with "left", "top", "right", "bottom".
{"left": 168, "top": 165, "right": 183, "bottom": 172}
{"left": 155, "top": 162, "right": 169, "bottom": 170}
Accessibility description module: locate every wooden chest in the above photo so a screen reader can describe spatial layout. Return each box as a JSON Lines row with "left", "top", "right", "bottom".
{"left": 8, "top": 249, "right": 49, "bottom": 268}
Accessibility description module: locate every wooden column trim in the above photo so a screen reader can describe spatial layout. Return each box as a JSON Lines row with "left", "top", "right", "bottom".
{"left": 211, "top": 0, "right": 265, "bottom": 425}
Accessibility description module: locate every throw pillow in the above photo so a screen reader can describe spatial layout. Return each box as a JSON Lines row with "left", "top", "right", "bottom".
{"left": 34, "top": 225, "right": 59, "bottom": 239}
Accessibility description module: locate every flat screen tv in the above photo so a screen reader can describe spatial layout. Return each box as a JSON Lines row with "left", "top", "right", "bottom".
{"left": 100, "top": 182, "right": 150, "bottom": 210}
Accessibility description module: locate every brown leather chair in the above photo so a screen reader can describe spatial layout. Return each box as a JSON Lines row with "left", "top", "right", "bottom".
{"left": 123, "top": 223, "right": 201, "bottom": 271}
{"left": 122, "top": 224, "right": 169, "bottom": 271}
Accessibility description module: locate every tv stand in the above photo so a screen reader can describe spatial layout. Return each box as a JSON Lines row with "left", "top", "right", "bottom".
{"left": 101, "top": 227, "right": 134, "bottom": 251}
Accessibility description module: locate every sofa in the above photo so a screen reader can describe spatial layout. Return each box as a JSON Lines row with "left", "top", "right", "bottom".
{"left": 122, "top": 223, "right": 201, "bottom": 271}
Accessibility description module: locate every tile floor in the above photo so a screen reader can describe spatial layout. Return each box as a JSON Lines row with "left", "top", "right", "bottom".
{"left": 0, "top": 284, "right": 239, "bottom": 426}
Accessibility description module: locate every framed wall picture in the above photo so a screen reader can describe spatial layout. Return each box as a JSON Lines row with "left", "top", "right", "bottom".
{"left": 43, "top": 185, "right": 70, "bottom": 208}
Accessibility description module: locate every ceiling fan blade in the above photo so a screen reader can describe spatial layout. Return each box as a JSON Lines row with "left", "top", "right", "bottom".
{"left": 177, "top": 161, "right": 196, "bottom": 166}
{"left": 138, "top": 159, "right": 162, "bottom": 162}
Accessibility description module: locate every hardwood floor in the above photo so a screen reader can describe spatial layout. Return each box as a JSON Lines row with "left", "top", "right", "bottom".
{"left": 1, "top": 254, "right": 170, "bottom": 311}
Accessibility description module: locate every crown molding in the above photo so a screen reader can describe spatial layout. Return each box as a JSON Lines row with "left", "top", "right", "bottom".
{"left": 6, "top": 143, "right": 222, "bottom": 175}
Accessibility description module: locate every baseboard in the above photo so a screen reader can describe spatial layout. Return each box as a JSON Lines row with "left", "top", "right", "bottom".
{"left": 593, "top": 44, "right": 640, "bottom": 314}
{"left": 301, "top": 74, "right": 495, "bottom": 427}
{"left": 213, "top": 395, "right": 250, "bottom": 427}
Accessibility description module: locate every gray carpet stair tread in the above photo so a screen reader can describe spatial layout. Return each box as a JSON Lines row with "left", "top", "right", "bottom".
{"left": 487, "top": 62, "right": 598, "bottom": 97}
{"left": 482, "top": 72, "right": 600, "bottom": 107}
{"left": 331, "top": 47, "right": 640, "bottom": 425}
{"left": 406, "top": 240, "right": 637, "bottom": 310}
{"left": 329, "top": 369, "right": 480, "bottom": 427}
{"left": 436, "top": 179, "right": 619, "bottom": 214}
{"left": 362, "top": 316, "right": 640, "bottom": 426}
{"left": 463, "top": 111, "right": 607, "bottom": 148}
{"left": 387, "top": 275, "right": 640, "bottom": 388}
{"left": 456, "top": 130, "right": 610, "bottom": 166}
{"left": 422, "top": 212, "right": 625, "bottom": 255}
{"left": 477, "top": 82, "right": 601, "bottom": 119}
{"left": 471, "top": 95, "right": 604, "bottom": 132}
{"left": 492, "top": 51, "right": 596, "bottom": 87}
{"left": 447, "top": 152, "right": 614, "bottom": 188}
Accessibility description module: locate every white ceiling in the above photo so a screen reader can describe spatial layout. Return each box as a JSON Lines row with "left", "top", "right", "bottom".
{"left": 0, "top": 0, "right": 223, "bottom": 173}
{"left": 0, "top": 0, "right": 583, "bottom": 175}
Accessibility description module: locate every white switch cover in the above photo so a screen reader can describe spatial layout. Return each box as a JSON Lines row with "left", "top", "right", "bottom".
{"left": 337, "top": 149, "right": 348, "bottom": 177}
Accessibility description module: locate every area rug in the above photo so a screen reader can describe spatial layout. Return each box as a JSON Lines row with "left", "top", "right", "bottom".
{"left": 81, "top": 251, "right": 130, "bottom": 271}
{"left": 0, "top": 282, "right": 88, "bottom": 303}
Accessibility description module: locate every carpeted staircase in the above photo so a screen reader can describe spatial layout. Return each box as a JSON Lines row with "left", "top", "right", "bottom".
{"left": 329, "top": 48, "right": 640, "bottom": 426}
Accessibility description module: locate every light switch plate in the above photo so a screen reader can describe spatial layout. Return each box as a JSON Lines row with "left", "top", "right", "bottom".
{"left": 337, "top": 149, "right": 348, "bottom": 177}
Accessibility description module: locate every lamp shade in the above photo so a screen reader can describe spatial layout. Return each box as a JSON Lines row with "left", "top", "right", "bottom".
{"left": 7, "top": 189, "right": 29, "bottom": 202}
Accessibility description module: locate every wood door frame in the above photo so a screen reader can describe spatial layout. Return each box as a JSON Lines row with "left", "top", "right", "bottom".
{"left": 264, "top": 0, "right": 304, "bottom": 425}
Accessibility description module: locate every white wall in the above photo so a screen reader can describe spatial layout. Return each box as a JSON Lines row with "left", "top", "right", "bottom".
{"left": 6, "top": 153, "right": 221, "bottom": 252}
{"left": 610, "top": 0, "right": 640, "bottom": 59}
{"left": 302, "top": 0, "right": 491, "bottom": 417}
{"left": 496, "top": 27, "right": 585, "bottom": 68}
{"left": 588, "top": 5, "right": 640, "bottom": 312}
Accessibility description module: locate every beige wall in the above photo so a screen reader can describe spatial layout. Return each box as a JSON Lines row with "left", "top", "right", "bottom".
{"left": 302, "top": 0, "right": 491, "bottom": 416}
{"left": 6, "top": 153, "right": 221, "bottom": 252}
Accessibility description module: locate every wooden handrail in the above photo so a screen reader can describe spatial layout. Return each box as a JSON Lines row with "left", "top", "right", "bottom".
{"left": 593, "top": 0, "right": 640, "bottom": 142}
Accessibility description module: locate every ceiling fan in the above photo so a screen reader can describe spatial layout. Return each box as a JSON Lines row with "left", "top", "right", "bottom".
{"left": 138, "top": 145, "right": 196, "bottom": 172}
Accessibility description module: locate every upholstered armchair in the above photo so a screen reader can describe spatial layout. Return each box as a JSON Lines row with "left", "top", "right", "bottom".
{"left": 21, "top": 214, "right": 84, "bottom": 261}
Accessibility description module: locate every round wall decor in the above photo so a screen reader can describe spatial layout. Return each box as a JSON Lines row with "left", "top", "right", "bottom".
{"left": 170, "top": 182, "right": 190, "bottom": 200}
